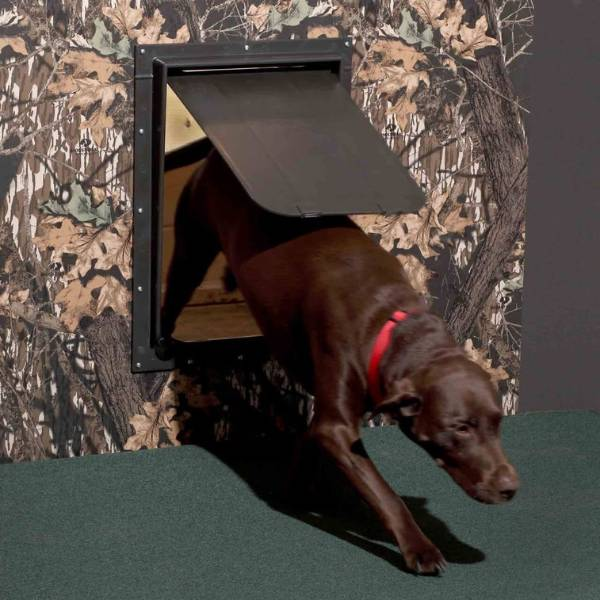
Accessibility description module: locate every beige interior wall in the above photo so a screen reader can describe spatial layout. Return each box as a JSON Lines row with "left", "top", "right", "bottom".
{"left": 164, "top": 85, "right": 206, "bottom": 154}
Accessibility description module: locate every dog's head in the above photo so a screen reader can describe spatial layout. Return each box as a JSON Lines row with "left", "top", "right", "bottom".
{"left": 373, "top": 355, "right": 519, "bottom": 504}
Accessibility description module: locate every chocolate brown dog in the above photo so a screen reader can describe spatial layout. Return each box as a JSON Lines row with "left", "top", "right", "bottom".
{"left": 161, "top": 148, "right": 519, "bottom": 574}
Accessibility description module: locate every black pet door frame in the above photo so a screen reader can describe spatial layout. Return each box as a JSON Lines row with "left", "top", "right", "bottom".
{"left": 132, "top": 39, "right": 424, "bottom": 372}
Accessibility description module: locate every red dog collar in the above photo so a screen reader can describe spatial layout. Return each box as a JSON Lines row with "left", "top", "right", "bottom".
{"left": 367, "top": 311, "right": 409, "bottom": 406}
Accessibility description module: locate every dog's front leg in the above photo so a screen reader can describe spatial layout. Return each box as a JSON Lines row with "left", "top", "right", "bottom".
{"left": 309, "top": 419, "right": 447, "bottom": 574}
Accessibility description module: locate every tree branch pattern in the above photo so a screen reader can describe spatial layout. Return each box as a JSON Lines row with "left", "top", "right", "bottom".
{"left": 0, "top": 0, "right": 531, "bottom": 462}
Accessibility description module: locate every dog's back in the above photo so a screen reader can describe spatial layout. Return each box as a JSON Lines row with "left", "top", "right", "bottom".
{"left": 175, "top": 150, "right": 422, "bottom": 383}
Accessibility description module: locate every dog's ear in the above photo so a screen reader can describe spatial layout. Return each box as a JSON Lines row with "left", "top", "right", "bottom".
{"left": 371, "top": 378, "right": 423, "bottom": 418}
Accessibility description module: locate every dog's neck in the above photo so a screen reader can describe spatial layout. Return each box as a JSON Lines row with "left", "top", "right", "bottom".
{"left": 376, "top": 313, "right": 462, "bottom": 403}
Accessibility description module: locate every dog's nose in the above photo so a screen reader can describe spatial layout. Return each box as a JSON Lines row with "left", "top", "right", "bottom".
{"left": 499, "top": 486, "right": 516, "bottom": 501}
{"left": 493, "top": 465, "right": 519, "bottom": 501}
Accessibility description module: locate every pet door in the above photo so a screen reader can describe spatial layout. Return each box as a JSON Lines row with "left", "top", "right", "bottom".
{"left": 132, "top": 39, "right": 425, "bottom": 372}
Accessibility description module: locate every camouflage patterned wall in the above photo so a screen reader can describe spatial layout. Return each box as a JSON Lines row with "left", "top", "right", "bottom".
{"left": 0, "top": 0, "right": 531, "bottom": 462}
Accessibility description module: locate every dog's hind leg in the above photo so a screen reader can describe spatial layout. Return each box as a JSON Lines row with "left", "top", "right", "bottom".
{"left": 158, "top": 181, "right": 220, "bottom": 358}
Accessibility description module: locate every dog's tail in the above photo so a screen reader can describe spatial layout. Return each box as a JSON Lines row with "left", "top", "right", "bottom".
{"left": 222, "top": 266, "right": 238, "bottom": 293}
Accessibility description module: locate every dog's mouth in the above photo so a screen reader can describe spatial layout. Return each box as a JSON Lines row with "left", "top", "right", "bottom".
{"left": 473, "top": 487, "right": 519, "bottom": 504}
{"left": 455, "top": 479, "right": 513, "bottom": 504}
{"left": 436, "top": 462, "right": 517, "bottom": 504}
{"left": 469, "top": 486, "right": 512, "bottom": 504}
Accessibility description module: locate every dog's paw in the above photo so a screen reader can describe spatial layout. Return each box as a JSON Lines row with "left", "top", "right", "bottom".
{"left": 404, "top": 543, "right": 447, "bottom": 575}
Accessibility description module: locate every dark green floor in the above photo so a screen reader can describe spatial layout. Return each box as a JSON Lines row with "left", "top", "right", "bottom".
{"left": 1, "top": 411, "right": 599, "bottom": 600}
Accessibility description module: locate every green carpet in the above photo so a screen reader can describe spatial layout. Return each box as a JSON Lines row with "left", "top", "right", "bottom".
{"left": 1, "top": 411, "right": 599, "bottom": 600}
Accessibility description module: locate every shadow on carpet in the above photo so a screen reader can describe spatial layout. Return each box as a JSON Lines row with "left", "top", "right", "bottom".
{"left": 208, "top": 435, "right": 485, "bottom": 574}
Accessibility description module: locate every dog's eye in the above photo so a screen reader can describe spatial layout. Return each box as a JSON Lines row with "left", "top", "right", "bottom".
{"left": 455, "top": 423, "right": 472, "bottom": 437}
